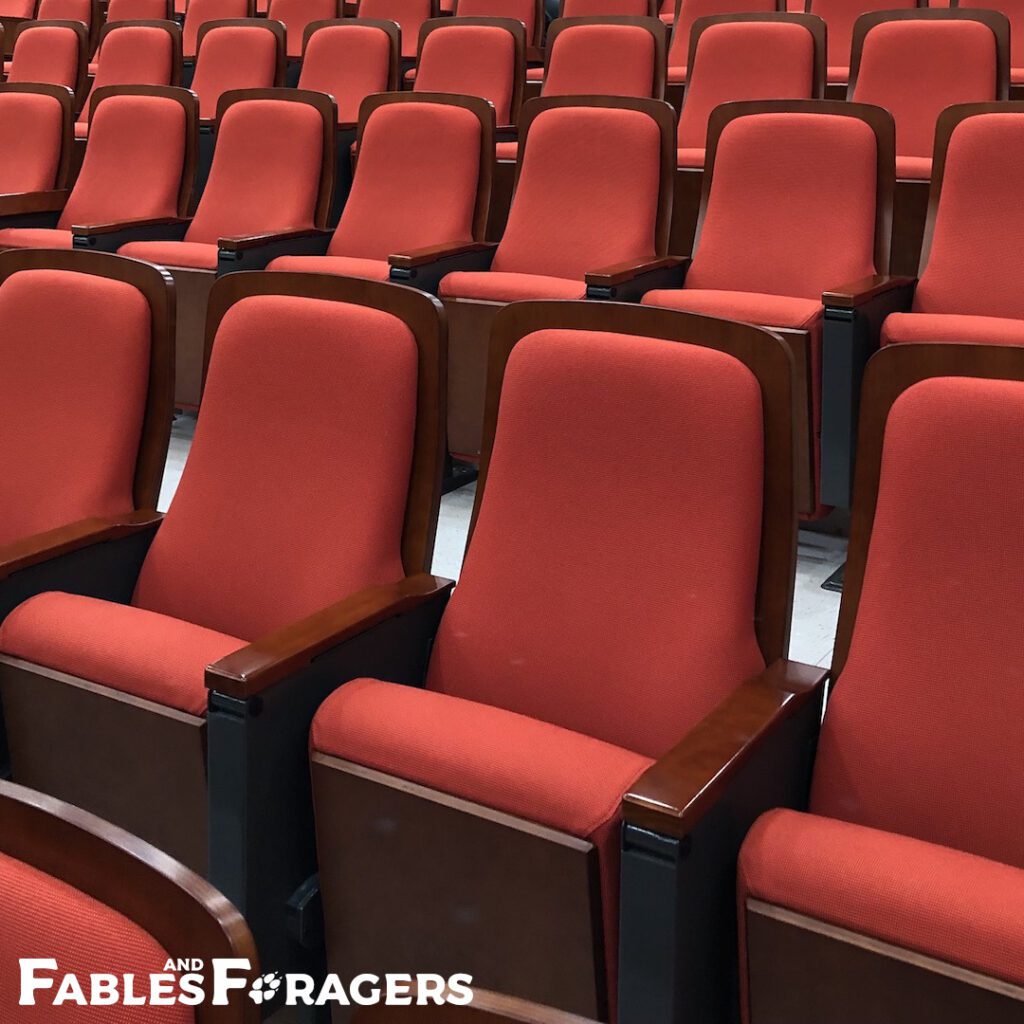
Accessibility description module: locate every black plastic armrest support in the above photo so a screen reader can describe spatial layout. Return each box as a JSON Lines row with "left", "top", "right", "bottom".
{"left": 585, "top": 256, "right": 691, "bottom": 302}
{"left": 388, "top": 242, "right": 497, "bottom": 295}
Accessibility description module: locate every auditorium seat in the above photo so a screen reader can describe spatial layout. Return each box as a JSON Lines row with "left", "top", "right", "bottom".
{"left": 0, "top": 0, "right": 39, "bottom": 60}
{"left": 453, "top": 0, "right": 542, "bottom": 54}
{"left": 847, "top": 9, "right": 1008, "bottom": 275}
{"left": 0, "top": 780, "right": 258, "bottom": 1020}
{"left": 881, "top": 103, "right": 1024, "bottom": 349}
{"left": 0, "top": 271, "right": 445, "bottom": 983}
{"left": 739, "top": 343, "right": 1024, "bottom": 1024}
{"left": 5, "top": 20, "right": 87, "bottom": 106}
{"left": 87, "top": 0, "right": 173, "bottom": 74}
{"left": 442, "top": 95, "right": 675, "bottom": 459}
{"left": 181, "top": 0, "right": 255, "bottom": 61}
{"left": 189, "top": 19, "right": 285, "bottom": 122}
{"left": 807, "top": 0, "right": 919, "bottom": 94}
{"left": 959, "top": 0, "right": 1024, "bottom": 94}
{"left": 74, "top": 20, "right": 181, "bottom": 139}
{"left": 670, "top": 12, "right": 824, "bottom": 252}
{"left": 0, "top": 85, "right": 196, "bottom": 254}
{"left": 560, "top": 0, "right": 654, "bottom": 13}
{"left": 357, "top": 0, "right": 439, "bottom": 59}
{"left": 0, "top": 83, "right": 74, "bottom": 194}
{"left": 310, "top": 298, "right": 813, "bottom": 1022}
{"left": 267, "top": 93, "right": 492, "bottom": 287}
{"left": 635, "top": 100, "right": 896, "bottom": 518}
{"left": 34, "top": 0, "right": 99, "bottom": 52}
{"left": 91, "top": 89, "right": 334, "bottom": 407}
{"left": 267, "top": 0, "right": 339, "bottom": 60}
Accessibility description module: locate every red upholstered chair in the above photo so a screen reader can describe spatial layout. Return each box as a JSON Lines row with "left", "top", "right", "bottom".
{"left": 440, "top": 95, "right": 675, "bottom": 460}
{"left": 959, "top": 0, "right": 1024, "bottom": 94}
{"left": 807, "top": 0, "right": 921, "bottom": 94}
{"left": 267, "top": 93, "right": 492, "bottom": 288}
{"left": 87, "top": 0, "right": 173, "bottom": 73}
{"left": 81, "top": 89, "right": 334, "bottom": 407}
{"left": 0, "top": 271, "right": 446, "bottom": 984}
{"left": 35, "top": 0, "right": 99, "bottom": 53}
{"left": 5, "top": 21, "right": 88, "bottom": 107}
{"left": 266, "top": 0, "right": 339, "bottom": 59}
{"left": 738, "top": 342, "right": 1024, "bottom": 1024}
{"left": 561, "top": 0, "right": 655, "bottom": 14}
{"left": 181, "top": 0, "right": 255, "bottom": 61}
{"left": 0, "top": 84, "right": 74, "bottom": 195}
{"left": 453, "top": 0, "right": 543, "bottom": 55}
{"left": 0, "top": 780, "right": 259, "bottom": 1023}
{"left": 0, "top": 86, "right": 196, "bottom": 254}
{"left": 847, "top": 10, "right": 1008, "bottom": 276}
{"left": 671, "top": 12, "right": 824, "bottom": 253}
{"left": 309, "top": 299, "right": 817, "bottom": 1023}
{"left": 74, "top": 20, "right": 182, "bottom": 139}
{"left": 189, "top": 19, "right": 286, "bottom": 122}
{"left": 631, "top": 100, "right": 896, "bottom": 519}
{"left": 0, "top": 0, "right": 38, "bottom": 59}
{"left": 358, "top": 0, "right": 439, "bottom": 59}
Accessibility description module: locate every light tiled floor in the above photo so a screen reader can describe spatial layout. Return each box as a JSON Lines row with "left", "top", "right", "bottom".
{"left": 161, "top": 413, "right": 845, "bottom": 668}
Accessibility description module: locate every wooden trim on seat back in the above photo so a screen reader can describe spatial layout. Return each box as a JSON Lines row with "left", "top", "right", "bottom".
{"left": 481, "top": 300, "right": 798, "bottom": 665}
{"left": 356, "top": 90, "right": 496, "bottom": 241}
{"left": 542, "top": 15, "right": 670, "bottom": 99}
{"left": 917, "top": 101, "right": 1024, "bottom": 274}
{"left": 0, "top": 248, "right": 175, "bottom": 512}
{"left": 94, "top": 19, "right": 184, "bottom": 86}
{"left": 417, "top": 16, "right": 528, "bottom": 127}
{"left": 832, "top": 342, "right": 1024, "bottom": 677}
{"left": 204, "top": 272, "right": 447, "bottom": 576}
{"left": 697, "top": 98, "right": 897, "bottom": 275}
{"left": 8, "top": 20, "right": 89, "bottom": 108}
{"left": 0, "top": 780, "right": 259, "bottom": 1023}
{"left": 196, "top": 17, "right": 288, "bottom": 87}
{"left": 514, "top": 94, "right": 677, "bottom": 256}
{"left": 686, "top": 12, "right": 827, "bottom": 101}
{"left": 88, "top": 84, "right": 200, "bottom": 217}
{"left": 0, "top": 82, "right": 76, "bottom": 189}
{"left": 214, "top": 86, "right": 337, "bottom": 228}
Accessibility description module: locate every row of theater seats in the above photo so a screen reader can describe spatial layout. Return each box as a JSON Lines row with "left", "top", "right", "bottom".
{"left": 0, "top": 248, "right": 1020, "bottom": 1023}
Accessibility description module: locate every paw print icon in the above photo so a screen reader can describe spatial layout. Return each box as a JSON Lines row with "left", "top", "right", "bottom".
{"left": 248, "top": 972, "right": 283, "bottom": 1004}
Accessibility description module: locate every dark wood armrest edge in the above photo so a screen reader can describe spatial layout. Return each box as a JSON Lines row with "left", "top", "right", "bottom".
{"left": 823, "top": 275, "right": 917, "bottom": 309}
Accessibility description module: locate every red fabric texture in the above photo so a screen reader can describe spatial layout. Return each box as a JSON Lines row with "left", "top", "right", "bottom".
{"left": 415, "top": 24, "right": 516, "bottom": 125}
{"left": 106, "top": 0, "right": 171, "bottom": 19}
{"left": 667, "top": 0, "right": 778, "bottom": 81}
{"left": 811, "top": 377, "right": 1024, "bottom": 869}
{"left": 812, "top": 0, "right": 918, "bottom": 71}
{"left": 543, "top": 23, "right": 656, "bottom": 98}
{"left": 184, "top": 98, "right": 323, "bottom": 244}
{"left": 133, "top": 295, "right": 417, "bottom": 640}
{"left": 0, "top": 0, "right": 37, "bottom": 15}
{"left": 960, "top": 0, "right": 1024, "bottom": 73}
{"left": 358, "top": 0, "right": 432, "bottom": 57}
{"left": 487, "top": 106, "right": 661, "bottom": 281}
{"left": 7, "top": 24, "right": 80, "bottom": 90}
{"left": 495, "top": 139, "right": 518, "bottom": 160}
{"left": 740, "top": 808, "right": 1024, "bottom": 987}
{"left": 685, "top": 112, "right": 878, "bottom": 299}
{"left": 60, "top": 94, "right": 185, "bottom": 229}
{"left": 438, "top": 270, "right": 585, "bottom": 301}
{"left": 895, "top": 154, "right": 931, "bottom": 179}
{"left": 0, "top": 227, "right": 72, "bottom": 249}
{"left": 36, "top": 0, "right": 91, "bottom": 20}
{"left": 456, "top": 0, "right": 537, "bottom": 39}
{"left": 912, "top": 112, "right": 1024, "bottom": 320}
{"left": 266, "top": 253, "right": 391, "bottom": 279}
{"left": 677, "top": 21, "right": 817, "bottom": 150}
{"left": 116, "top": 240, "right": 219, "bottom": 269}
{"left": 328, "top": 101, "right": 481, "bottom": 260}
{"left": 182, "top": 0, "right": 251, "bottom": 56}
{"left": 298, "top": 24, "right": 393, "bottom": 124}
{"left": 0, "top": 851, "right": 190, "bottom": 1024}
{"left": 426, "top": 328, "right": 766, "bottom": 756}
{"left": 0, "top": 592, "right": 242, "bottom": 715}
{"left": 0, "top": 268, "right": 150, "bottom": 546}
{"left": 882, "top": 311, "right": 1024, "bottom": 346}
{"left": 190, "top": 25, "right": 280, "bottom": 119}
{"left": 851, "top": 19, "right": 998, "bottom": 165}
{"left": 640, "top": 288, "right": 822, "bottom": 328}
{"left": 0, "top": 91, "right": 65, "bottom": 193}
{"left": 562, "top": 0, "right": 650, "bottom": 12}
{"left": 676, "top": 145, "right": 705, "bottom": 168}
{"left": 267, "top": 0, "right": 337, "bottom": 57}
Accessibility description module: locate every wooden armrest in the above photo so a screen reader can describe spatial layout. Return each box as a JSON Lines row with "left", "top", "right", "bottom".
{"left": 622, "top": 659, "right": 828, "bottom": 838}
{"left": 823, "top": 275, "right": 916, "bottom": 308}
{"left": 72, "top": 217, "right": 191, "bottom": 236}
{"left": 389, "top": 242, "right": 498, "bottom": 269}
{"left": 206, "top": 573, "right": 455, "bottom": 698}
{"left": 585, "top": 256, "right": 689, "bottom": 288}
{"left": 0, "top": 511, "right": 164, "bottom": 581}
{"left": 0, "top": 190, "right": 71, "bottom": 216}
{"left": 218, "top": 228, "right": 332, "bottom": 252}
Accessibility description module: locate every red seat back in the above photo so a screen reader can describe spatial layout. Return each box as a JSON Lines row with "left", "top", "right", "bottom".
{"left": 181, "top": 0, "right": 252, "bottom": 58}
{"left": 808, "top": 0, "right": 917, "bottom": 77}
{"left": 358, "top": 0, "right": 435, "bottom": 57}
{"left": 543, "top": 20, "right": 660, "bottom": 97}
{"left": 6, "top": 23, "right": 82, "bottom": 92}
{"left": 266, "top": 0, "right": 337, "bottom": 58}
{"left": 0, "top": 88, "right": 67, "bottom": 192}
{"left": 668, "top": 0, "right": 777, "bottom": 76}
{"left": 190, "top": 21, "right": 282, "bottom": 119}
{"left": 456, "top": 0, "right": 538, "bottom": 43}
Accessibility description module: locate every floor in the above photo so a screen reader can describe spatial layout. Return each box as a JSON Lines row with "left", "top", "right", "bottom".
{"left": 160, "top": 413, "right": 846, "bottom": 669}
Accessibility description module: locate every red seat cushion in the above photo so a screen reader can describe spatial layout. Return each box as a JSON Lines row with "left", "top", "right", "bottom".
{"left": 740, "top": 808, "right": 1024, "bottom": 987}
{"left": 676, "top": 147, "right": 706, "bottom": 169}
{"left": 525, "top": 66, "right": 542, "bottom": 82}
{"left": 266, "top": 254, "right": 391, "bottom": 280}
{"left": 641, "top": 288, "right": 823, "bottom": 329}
{"left": 0, "top": 228, "right": 72, "bottom": 249}
{"left": 882, "top": 311, "right": 1024, "bottom": 347}
{"left": 117, "top": 239, "right": 219, "bottom": 269}
{"left": 495, "top": 140, "right": 518, "bottom": 161}
{"left": 896, "top": 154, "right": 932, "bottom": 180}
{"left": 0, "top": 592, "right": 243, "bottom": 716}
{"left": 439, "top": 270, "right": 586, "bottom": 302}
{"left": 827, "top": 64, "right": 849, "bottom": 83}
